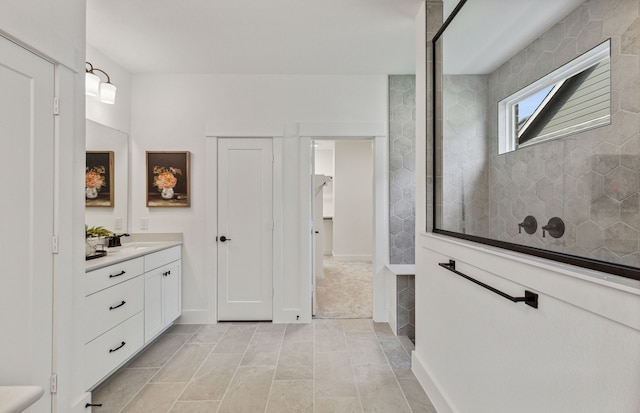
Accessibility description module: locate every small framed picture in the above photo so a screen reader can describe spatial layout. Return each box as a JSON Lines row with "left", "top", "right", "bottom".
{"left": 86, "top": 151, "right": 114, "bottom": 207}
{"left": 146, "top": 151, "right": 190, "bottom": 207}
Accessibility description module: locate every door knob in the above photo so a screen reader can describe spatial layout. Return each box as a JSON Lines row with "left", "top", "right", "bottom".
{"left": 219, "top": 235, "right": 231, "bottom": 242}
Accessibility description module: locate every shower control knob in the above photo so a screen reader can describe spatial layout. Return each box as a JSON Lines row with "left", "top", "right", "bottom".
{"left": 518, "top": 215, "right": 537, "bottom": 235}
{"left": 542, "top": 217, "right": 565, "bottom": 238}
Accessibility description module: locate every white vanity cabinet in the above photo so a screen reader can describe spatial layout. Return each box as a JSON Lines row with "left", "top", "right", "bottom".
{"left": 143, "top": 245, "right": 182, "bottom": 343}
{"left": 82, "top": 258, "right": 145, "bottom": 389}
{"left": 82, "top": 243, "right": 181, "bottom": 390}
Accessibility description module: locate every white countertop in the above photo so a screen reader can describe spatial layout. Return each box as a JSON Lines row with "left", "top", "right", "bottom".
{"left": 86, "top": 240, "right": 182, "bottom": 272}
{"left": 0, "top": 386, "right": 44, "bottom": 413}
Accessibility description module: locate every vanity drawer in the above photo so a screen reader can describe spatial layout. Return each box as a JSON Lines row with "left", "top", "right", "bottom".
{"left": 83, "top": 276, "right": 144, "bottom": 344}
{"left": 84, "top": 311, "right": 144, "bottom": 390}
{"left": 144, "top": 245, "right": 181, "bottom": 272}
{"left": 84, "top": 257, "right": 144, "bottom": 295}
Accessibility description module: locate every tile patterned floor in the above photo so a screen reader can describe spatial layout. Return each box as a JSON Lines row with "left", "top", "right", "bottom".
{"left": 91, "top": 319, "right": 436, "bottom": 413}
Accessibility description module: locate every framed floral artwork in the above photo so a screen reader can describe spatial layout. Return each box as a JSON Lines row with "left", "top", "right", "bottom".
{"left": 146, "top": 151, "right": 190, "bottom": 207}
{"left": 86, "top": 151, "right": 114, "bottom": 207}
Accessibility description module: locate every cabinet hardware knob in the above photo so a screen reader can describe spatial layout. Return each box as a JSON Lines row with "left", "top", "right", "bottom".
{"left": 109, "top": 300, "right": 126, "bottom": 310}
{"left": 109, "top": 270, "right": 126, "bottom": 278}
{"left": 109, "top": 341, "right": 126, "bottom": 353}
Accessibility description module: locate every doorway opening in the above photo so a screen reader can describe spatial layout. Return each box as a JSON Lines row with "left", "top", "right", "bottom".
{"left": 312, "top": 139, "right": 374, "bottom": 319}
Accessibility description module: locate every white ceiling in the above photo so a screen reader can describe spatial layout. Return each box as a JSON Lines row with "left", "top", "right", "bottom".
{"left": 86, "top": 0, "right": 423, "bottom": 75}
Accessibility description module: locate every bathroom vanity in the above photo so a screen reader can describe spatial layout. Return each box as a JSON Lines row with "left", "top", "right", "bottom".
{"left": 82, "top": 239, "right": 181, "bottom": 390}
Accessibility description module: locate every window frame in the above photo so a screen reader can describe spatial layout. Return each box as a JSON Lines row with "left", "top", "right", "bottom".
{"left": 497, "top": 39, "right": 611, "bottom": 155}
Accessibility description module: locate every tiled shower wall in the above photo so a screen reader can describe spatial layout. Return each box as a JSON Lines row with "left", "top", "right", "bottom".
{"left": 389, "top": 75, "right": 416, "bottom": 265}
{"left": 442, "top": 75, "right": 490, "bottom": 236}
{"left": 397, "top": 275, "right": 415, "bottom": 341}
{"left": 441, "top": 0, "right": 640, "bottom": 268}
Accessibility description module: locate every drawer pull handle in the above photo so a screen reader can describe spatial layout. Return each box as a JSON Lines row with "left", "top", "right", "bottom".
{"left": 109, "top": 341, "right": 126, "bottom": 353}
{"left": 109, "top": 270, "right": 126, "bottom": 278}
{"left": 109, "top": 300, "right": 126, "bottom": 310}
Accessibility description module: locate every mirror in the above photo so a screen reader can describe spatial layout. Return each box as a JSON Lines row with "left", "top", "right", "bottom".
{"left": 434, "top": 0, "right": 640, "bottom": 281}
{"left": 86, "top": 119, "right": 129, "bottom": 232}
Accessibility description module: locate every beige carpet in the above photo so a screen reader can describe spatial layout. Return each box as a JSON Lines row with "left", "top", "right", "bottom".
{"left": 315, "top": 257, "right": 373, "bottom": 319}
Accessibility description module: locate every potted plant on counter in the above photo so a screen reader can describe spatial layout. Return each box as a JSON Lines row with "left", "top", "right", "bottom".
{"left": 85, "top": 225, "right": 112, "bottom": 257}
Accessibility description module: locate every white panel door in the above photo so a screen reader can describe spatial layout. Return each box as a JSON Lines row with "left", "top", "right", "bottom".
{"left": 218, "top": 138, "right": 273, "bottom": 320}
{"left": 0, "top": 36, "right": 54, "bottom": 412}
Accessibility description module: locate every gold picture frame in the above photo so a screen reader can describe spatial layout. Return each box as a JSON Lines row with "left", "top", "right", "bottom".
{"left": 146, "top": 151, "right": 190, "bottom": 207}
{"left": 86, "top": 151, "right": 114, "bottom": 207}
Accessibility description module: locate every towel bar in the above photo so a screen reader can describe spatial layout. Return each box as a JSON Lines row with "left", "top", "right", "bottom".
{"left": 438, "top": 260, "right": 539, "bottom": 308}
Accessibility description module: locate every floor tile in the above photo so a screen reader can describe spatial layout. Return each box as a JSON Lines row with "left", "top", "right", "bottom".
{"left": 127, "top": 334, "right": 189, "bottom": 368}
{"left": 168, "top": 400, "right": 220, "bottom": 413}
{"left": 217, "top": 365, "right": 275, "bottom": 413}
{"left": 179, "top": 353, "right": 242, "bottom": 401}
{"left": 341, "top": 319, "right": 373, "bottom": 332}
{"left": 266, "top": 380, "right": 313, "bottom": 413}
{"left": 93, "top": 319, "right": 434, "bottom": 413}
{"left": 165, "top": 324, "right": 201, "bottom": 335}
{"left": 256, "top": 322, "right": 287, "bottom": 332}
{"left": 373, "top": 322, "right": 396, "bottom": 339}
{"left": 347, "top": 334, "right": 388, "bottom": 366}
{"left": 313, "top": 318, "right": 344, "bottom": 332}
{"left": 315, "top": 331, "right": 348, "bottom": 353}
{"left": 275, "top": 340, "right": 314, "bottom": 380}
{"left": 398, "top": 378, "right": 437, "bottom": 413}
{"left": 314, "top": 352, "right": 358, "bottom": 398}
{"left": 188, "top": 324, "right": 229, "bottom": 344}
{"left": 284, "top": 323, "right": 315, "bottom": 341}
{"left": 315, "top": 397, "right": 363, "bottom": 413}
{"left": 151, "top": 343, "right": 213, "bottom": 383}
{"left": 92, "top": 367, "right": 158, "bottom": 413}
{"left": 212, "top": 325, "right": 256, "bottom": 353}
{"left": 241, "top": 331, "right": 284, "bottom": 367}
{"left": 121, "top": 383, "right": 185, "bottom": 413}
{"left": 379, "top": 340, "right": 413, "bottom": 379}
{"left": 353, "top": 364, "right": 412, "bottom": 413}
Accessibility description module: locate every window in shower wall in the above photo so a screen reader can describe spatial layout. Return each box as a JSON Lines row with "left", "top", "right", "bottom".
{"left": 433, "top": 0, "right": 640, "bottom": 282}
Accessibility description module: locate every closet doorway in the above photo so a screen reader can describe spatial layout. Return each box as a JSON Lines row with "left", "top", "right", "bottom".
{"left": 312, "top": 139, "right": 374, "bottom": 319}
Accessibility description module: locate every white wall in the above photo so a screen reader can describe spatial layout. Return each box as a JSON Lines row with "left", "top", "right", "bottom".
{"left": 0, "top": 0, "right": 84, "bottom": 71}
{"left": 130, "top": 74, "right": 387, "bottom": 323}
{"left": 414, "top": 2, "right": 640, "bottom": 413}
{"left": 333, "top": 140, "right": 374, "bottom": 261}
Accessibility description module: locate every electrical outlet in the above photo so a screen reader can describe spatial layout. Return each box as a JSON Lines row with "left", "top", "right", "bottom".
{"left": 141, "top": 217, "right": 149, "bottom": 230}
{"left": 114, "top": 217, "right": 122, "bottom": 230}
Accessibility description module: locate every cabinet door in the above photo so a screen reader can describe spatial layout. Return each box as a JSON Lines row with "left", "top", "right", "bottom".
{"left": 144, "top": 269, "right": 163, "bottom": 343}
{"left": 163, "top": 261, "right": 182, "bottom": 325}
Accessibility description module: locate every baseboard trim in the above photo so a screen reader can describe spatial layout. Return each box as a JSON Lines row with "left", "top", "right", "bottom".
{"left": 176, "top": 310, "right": 211, "bottom": 324}
{"left": 412, "top": 351, "right": 456, "bottom": 413}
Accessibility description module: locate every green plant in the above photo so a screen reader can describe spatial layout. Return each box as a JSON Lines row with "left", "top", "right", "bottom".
{"left": 85, "top": 225, "right": 112, "bottom": 238}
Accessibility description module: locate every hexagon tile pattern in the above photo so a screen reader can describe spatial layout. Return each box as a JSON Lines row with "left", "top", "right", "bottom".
{"left": 439, "top": 0, "right": 640, "bottom": 269}
{"left": 390, "top": 75, "right": 416, "bottom": 265}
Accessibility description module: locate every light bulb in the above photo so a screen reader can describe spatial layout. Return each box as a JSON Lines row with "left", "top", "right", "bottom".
{"left": 85, "top": 72, "right": 100, "bottom": 96}
{"left": 100, "top": 82, "right": 117, "bottom": 104}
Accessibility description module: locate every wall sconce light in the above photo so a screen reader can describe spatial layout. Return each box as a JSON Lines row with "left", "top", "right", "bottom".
{"left": 86, "top": 62, "right": 117, "bottom": 104}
